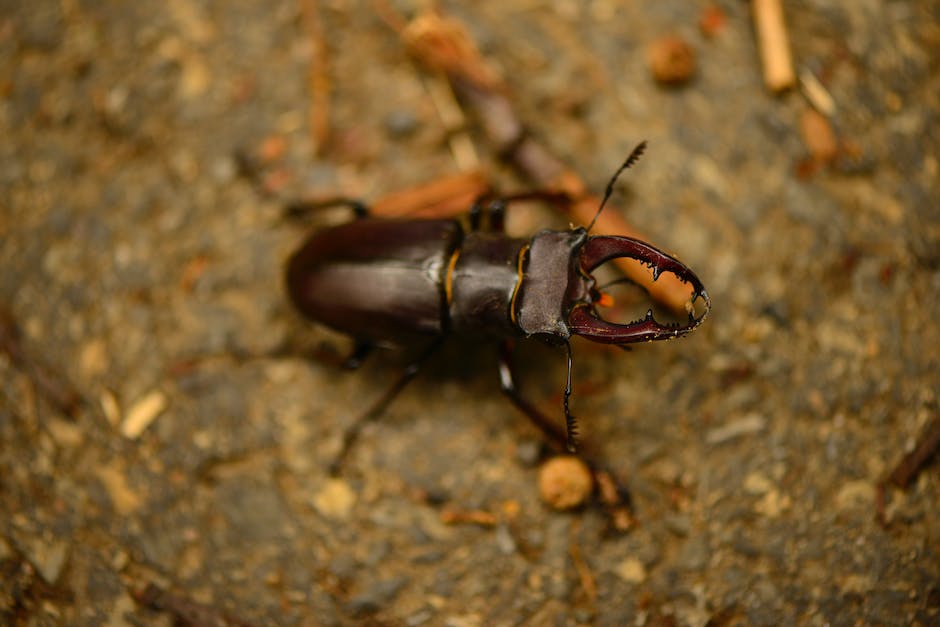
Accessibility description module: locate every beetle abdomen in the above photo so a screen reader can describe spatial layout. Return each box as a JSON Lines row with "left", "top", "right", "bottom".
{"left": 286, "top": 219, "right": 462, "bottom": 344}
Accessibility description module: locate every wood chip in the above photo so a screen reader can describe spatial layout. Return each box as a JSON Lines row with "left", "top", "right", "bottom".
{"left": 440, "top": 507, "right": 497, "bottom": 527}
{"left": 121, "top": 389, "right": 167, "bottom": 439}
{"left": 752, "top": 0, "right": 796, "bottom": 92}
{"left": 799, "top": 107, "right": 839, "bottom": 163}
{"left": 706, "top": 413, "right": 766, "bottom": 445}
{"left": 100, "top": 389, "right": 121, "bottom": 427}
{"left": 799, "top": 68, "right": 836, "bottom": 116}
{"left": 96, "top": 463, "right": 142, "bottom": 514}
{"left": 371, "top": 169, "right": 489, "bottom": 219}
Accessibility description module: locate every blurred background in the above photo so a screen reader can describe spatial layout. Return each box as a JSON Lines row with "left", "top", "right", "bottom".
{"left": 1, "top": 1, "right": 938, "bottom": 624}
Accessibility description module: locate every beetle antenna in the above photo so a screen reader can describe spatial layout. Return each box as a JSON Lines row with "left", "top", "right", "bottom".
{"left": 586, "top": 141, "right": 647, "bottom": 232}
{"left": 563, "top": 340, "right": 579, "bottom": 452}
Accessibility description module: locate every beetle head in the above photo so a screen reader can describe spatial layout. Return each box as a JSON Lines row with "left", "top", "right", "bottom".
{"left": 511, "top": 228, "right": 709, "bottom": 453}
{"left": 511, "top": 141, "right": 710, "bottom": 452}
{"left": 513, "top": 230, "right": 709, "bottom": 345}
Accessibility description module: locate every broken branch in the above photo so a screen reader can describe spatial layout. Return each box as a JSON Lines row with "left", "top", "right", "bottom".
{"left": 400, "top": 12, "right": 697, "bottom": 313}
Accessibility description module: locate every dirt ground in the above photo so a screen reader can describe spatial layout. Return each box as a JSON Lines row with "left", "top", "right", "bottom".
{"left": 2, "top": 1, "right": 938, "bottom": 625}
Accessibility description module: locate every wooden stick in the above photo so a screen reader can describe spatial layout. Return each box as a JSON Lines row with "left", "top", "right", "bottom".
{"left": 799, "top": 68, "right": 836, "bottom": 116}
{"left": 752, "top": 0, "right": 796, "bottom": 92}
{"left": 886, "top": 416, "right": 940, "bottom": 489}
{"left": 400, "top": 12, "right": 697, "bottom": 313}
{"left": 875, "top": 414, "right": 940, "bottom": 526}
{"left": 300, "top": 0, "right": 331, "bottom": 154}
{"left": 371, "top": 169, "right": 489, "bottom": 218}
{"left": 424, "top": 73, "right": 480, "bottom": 171}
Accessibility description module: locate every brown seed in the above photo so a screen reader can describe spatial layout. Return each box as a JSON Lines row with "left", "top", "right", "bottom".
{"left": 538, "top": 456, "right": 593, "bottom": 510}
{"left": 648, "top": 35, "right": 696, "bottom": 86}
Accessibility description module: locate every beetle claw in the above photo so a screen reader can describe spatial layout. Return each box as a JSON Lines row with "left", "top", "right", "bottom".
{"left": 569, "top": 236, "right": 711, "bottom": 345}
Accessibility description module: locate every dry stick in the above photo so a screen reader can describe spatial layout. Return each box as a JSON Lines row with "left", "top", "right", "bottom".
{"left": 424, "top": 72, "right": 480, "bottom": 171}
{"left": 799, "top": 68, "right": 836, "bottom": 116}
{"left": 400, "top": 12, "right": 694, "bottom": 313}
{"left": 568, "top": 531, "right": 598, "bottom": 603}
{"left": 372, "top": 169, "right": 489, "bottom": 218}
{"left": 752, "top": 0, "right": 796, "bottom": 92}
{"left": 886, "top": 415, "right": 940, "bottom": 489}
{"left": 301, "top": 0, "right": 331, "bottom": 154}
{"left": 876, "top": 415, "right": 940, "bottom": 526}
{"left": 439, "top": 507, "right": 498, "bottom": 527}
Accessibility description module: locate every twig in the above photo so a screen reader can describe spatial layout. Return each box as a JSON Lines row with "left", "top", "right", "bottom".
{"left": 372, "top": 169, "right": 489, "bottom": 218}
{"left": 885, "top": 416, "right": 940, "bottom": 489}
{"left": 424, "top": 73, "right": 480, "bottom": 171}
{"left": 440, "top": 506, "right": 498, "bottom": 527}
{"left": 876, "top": 414, "right": 940, "bottom": 526}
{"left": 300, "top": 0, "right": 331, "bottom": 154}
{"left": 752, "top": 0, "right": 796, "bottom": 92}
{"left": 398, "top": 11, "right": 697, "bottom": 313}
{"left": 568, "top": 531, "right": 598, "bottom": 603}
{"left": 799, "top": 67, "right": 836, "bottom": 116}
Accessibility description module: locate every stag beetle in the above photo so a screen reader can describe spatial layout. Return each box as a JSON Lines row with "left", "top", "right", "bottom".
{"left": 286, "top": 143, "right": 710, "bottom": 472}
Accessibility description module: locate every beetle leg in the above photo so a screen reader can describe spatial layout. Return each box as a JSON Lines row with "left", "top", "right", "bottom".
{"left": 498, "top": 339, "right": 635, "bottom": 530}
{"left": 497, "top": 339, "right": 578, "bottom": 451}
{"left": 468, "top": 200, "right": 484, "bottom": 230}
{"left": 472, "top": 191, "right": 575, "bottom": 233}
{"left": 498, "top": 339, "right": 568, "bottom": 448}
{"left": 486, "top": 199, "right": 506, "bottom": 232}
{"left": 283, "top": 197, "right": 370, "bottom": 221}
{"left": 342, "top": 339, "right": 375, "bottom": 370}
{"left": 468, "top": 198, "right": 506, "bottom": 232}
{"left": 329, "top": 337, "right": 444, "bottom": 475}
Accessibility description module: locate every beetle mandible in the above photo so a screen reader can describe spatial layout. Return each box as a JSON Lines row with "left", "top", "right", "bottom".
{"left": 285, "top": 142, "right": 710, "bottom": 472}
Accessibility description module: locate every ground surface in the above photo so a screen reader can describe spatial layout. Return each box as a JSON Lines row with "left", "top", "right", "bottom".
{"left": 1, "top": 1, "right": 939, "bottom": 625}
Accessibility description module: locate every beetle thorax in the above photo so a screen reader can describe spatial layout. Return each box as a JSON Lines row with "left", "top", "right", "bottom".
{"left": 514, "top": 229, "right": 590, "bottom": 340}
{"left": 447, "top": 232, "right": 528, "bottom": 338}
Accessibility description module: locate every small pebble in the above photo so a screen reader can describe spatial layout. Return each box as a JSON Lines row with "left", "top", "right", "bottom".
{"left": 835, "top": 480, "right": 875, "bottom": 510}
{"left": 22, "top": 537, "right": 70, "bottom": 584}
{"left": 384, "top": 109, "right": 420, "bottom": 138}
{"left": 312, "top": 478, "right": 356, "bottom": 520}
{"left": 614, "top": 557, "right": 647, "bottom": 584}
{"left": 515, "top": 439, "right": 542, "bottom": 466}
{"left": 406, "top": 609, "right": 434, "bottom": 626}
{"left": 538, "top": 456, "right": 593, "bottom": 510}
{"left": 79, "top": 338, "right": 108, "bottom": 379}
{"left": 346, "top": 577, "right": 408, "bottom": 617}
{"left": 677, "top": 536, "right": 710, "bottom": 571}
{"left": 648, "top": 35, "right": 696, "bottom": 86}
{"left": 663, "top": 513, "right": 692, "bottom": 537}
{"left": 494, "top": 523, "right": 517, "bottom": 555}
